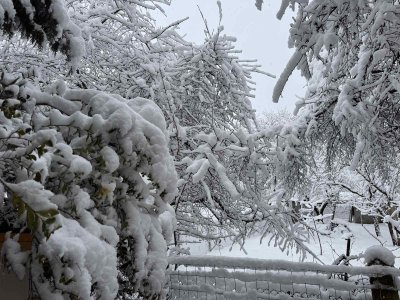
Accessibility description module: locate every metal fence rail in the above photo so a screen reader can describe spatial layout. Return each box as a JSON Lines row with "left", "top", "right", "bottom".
{"left": 167, "top": 256, "right": 400, "bottom": 300}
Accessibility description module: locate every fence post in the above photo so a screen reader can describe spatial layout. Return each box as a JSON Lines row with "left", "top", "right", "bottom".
{"left": 365, "top": 246, "right": 399, "bottom": 300}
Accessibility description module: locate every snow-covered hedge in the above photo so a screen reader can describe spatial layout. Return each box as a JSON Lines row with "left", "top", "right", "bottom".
{"left": 0, "top": 71, "right": 177, "bottom": 299}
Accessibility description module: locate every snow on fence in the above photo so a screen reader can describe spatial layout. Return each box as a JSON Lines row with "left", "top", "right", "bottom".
{"left": 167, "top": 256, "right": 400, "bottom": 300}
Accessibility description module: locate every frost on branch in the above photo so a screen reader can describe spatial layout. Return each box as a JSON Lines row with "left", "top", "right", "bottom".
{"left": 0, "top": 71, "right": 177, "bottom": 299}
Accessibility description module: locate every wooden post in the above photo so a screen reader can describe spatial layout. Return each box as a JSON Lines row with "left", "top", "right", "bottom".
{"left": 367, "top": 257, "right": 399, "bottom": 300}
{"left": 343, "top": 236, "right": 351, "bottom": 281}
{"left": 370, "top": 272, "right": 399, "bottom": 300}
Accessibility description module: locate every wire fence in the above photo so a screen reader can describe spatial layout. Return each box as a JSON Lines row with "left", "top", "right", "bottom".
{"left": 166, "top": 256, "right": 400, "bottom": 300}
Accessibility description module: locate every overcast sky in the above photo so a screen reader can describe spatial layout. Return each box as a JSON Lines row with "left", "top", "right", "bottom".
{"left": 155, "top": 0, "right": 305, "bottom": 115}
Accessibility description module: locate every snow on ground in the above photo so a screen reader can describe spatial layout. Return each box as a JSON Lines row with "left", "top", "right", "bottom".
{"left": 188, "top": 222, "right": 400, "bottom": 268}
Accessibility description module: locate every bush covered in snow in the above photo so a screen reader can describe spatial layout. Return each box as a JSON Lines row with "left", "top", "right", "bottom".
{"left": 0, "top": 70, "right": 177, "bottom": 299}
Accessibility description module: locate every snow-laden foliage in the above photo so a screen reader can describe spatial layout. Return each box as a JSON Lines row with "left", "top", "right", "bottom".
{"left": 0, "top": 70, "right": 177, "bottom": 299}
{"left": 0, "top": 2, "right": 324, "bottom": 293}
{"left": 251, "top": 1, "right": 400, "bottom": 216}
{"left": 251, "top": 1, "right": 400, "bottom": 246}
{"left": 0, "top": 0, "right": 84, "bottom": 70}
{"left": 272, "top": 0, "right": 400, "bottom": 176}
{"left": 174, "top": 125, "right": 313, "bottom": 255}
{"left": 332, "top": 165, "right": 400, "bottom": 217}
{"left": 0, "top": 0, "right": 294, "bottom": 250}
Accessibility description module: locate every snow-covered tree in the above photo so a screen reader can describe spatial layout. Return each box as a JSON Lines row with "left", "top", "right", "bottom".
{"left": 1, "top": 0, "right": 286, "bottom": 250}
{"left": 0, "top": 0, "right": 321, "bottom": 272}
{"left": 254, "top": 1, "right": 400, "bottom": 243}
{"left": 75, "top": 1, "right": 312, "bottom": 256}
{"left": 271, "top": 0, "right": 400, "bottom": 176}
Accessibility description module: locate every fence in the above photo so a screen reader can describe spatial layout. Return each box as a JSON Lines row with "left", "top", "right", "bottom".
{"left": 167, "top": 256, "right": 400, "bottom": 300}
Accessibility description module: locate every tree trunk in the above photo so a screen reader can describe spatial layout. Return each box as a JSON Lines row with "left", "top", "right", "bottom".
{"left": 344, "top": 238, "right": 351, "bottom": 281}
{"left": 394, "top": 227, "right": 400, "bottom": 246}
{"left": 349, "top": 206, "right": 355, "bottom": 223}
{"left": 388, "top": 223, "right": 397, "bottom": 246}
{"left": 329, "top": 205, "right": 337, "bottom": 231}
{"left": 374, "top": 217, "right": 381, "bottom": 237}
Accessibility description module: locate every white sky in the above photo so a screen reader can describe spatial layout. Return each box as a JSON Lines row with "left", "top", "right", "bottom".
{"left": 155, "top": 0, "right": 305, "bottom": 115}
